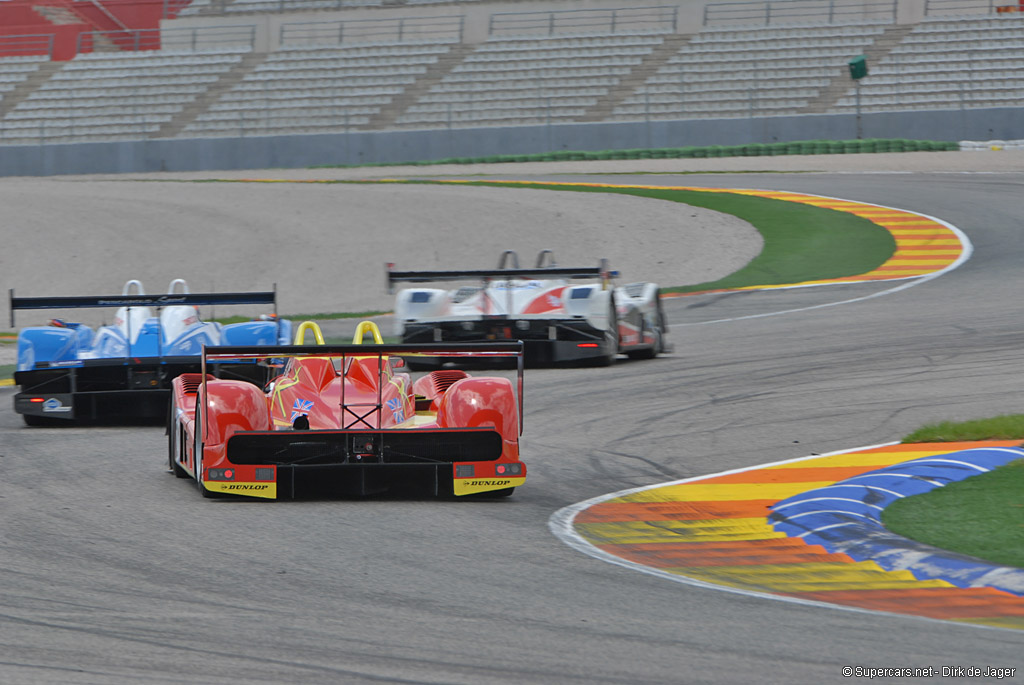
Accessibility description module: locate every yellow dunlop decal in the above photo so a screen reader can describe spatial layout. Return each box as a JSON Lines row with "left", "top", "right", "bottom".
{"left": 454, "top": 476, "right": 525, "bottom": 496}
{"left": 207, "top": 481, "right": 277, "bottom": 499}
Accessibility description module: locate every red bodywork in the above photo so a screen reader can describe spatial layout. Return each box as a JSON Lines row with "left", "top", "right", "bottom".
{"left": 168, "top": 340, "right": 525, "bottom": 499}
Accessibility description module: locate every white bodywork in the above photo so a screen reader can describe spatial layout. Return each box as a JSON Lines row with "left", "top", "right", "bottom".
{"left": 387, "top": 251, "right": 667, "bottom": 364}
{"left": 394, "top": 278, "right": 615, "bottom": 337}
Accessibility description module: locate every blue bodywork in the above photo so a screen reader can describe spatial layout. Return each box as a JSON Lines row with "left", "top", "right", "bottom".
{"left": 17, "top": 316, "right": 292, "bottom": 371}
{"left": 11, "top": 282, "right": 292, "bottom": 423}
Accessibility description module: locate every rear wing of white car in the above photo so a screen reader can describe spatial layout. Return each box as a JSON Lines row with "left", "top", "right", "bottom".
{"left": 386, "top": 251, "right": 614, "bottom": 293}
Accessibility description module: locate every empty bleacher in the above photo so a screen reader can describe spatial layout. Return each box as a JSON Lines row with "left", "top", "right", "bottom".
{"left": 0, "top": 47, "right": 249, "bottom": 144}
{"left": 181, "top": 40, "right": 460, "bottom": 136}
{"left": 0, "top": 55, "right": 49, "bottom": 104}
{"left": 395, "top": 32, "right": 670, "bottom": 129}
{"left": 609, "top": 22, "right": 893, "bottom": 121}
{"left": 1, "top": 1, "right": 1023, "bottom": 145}
{"left": 829, "top": 14, "right": 1024, "bottom": 114}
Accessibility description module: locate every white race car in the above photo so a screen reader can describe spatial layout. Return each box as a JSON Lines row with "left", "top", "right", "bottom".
{"left": 388, "top": 250, "right": 668, "bottom": 366}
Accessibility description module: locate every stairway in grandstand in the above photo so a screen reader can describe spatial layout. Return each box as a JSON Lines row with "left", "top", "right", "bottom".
{"left": 0, "top": 60, "right": 61, "bottom": 121}
{"left": 828, "top": 13, "right": 1024, "bottom": 113}
{"left": 156, "top": 52, "right": 262, "bottom": 138}
{"left": 366, "top": 42, "right": 475, "bottom": 130}
{"left": 0, "top": 48, "right": 253, "bottom": 143}
{"left": 604, "top": 21, "right": 894, "bottom": 121}
{"left": 392, "top": 31, "right": 676, "bottom": 129}
{"left": 575, "top": 33, "right": 694, "bottom": 123}
{"left": 31, "top": 4, "right": 122, "bottom": 52}
{"left": 801, "top": 23, "right": 915, "bottom": 114}
{"left": 32, "top": 4, "right": 83, "bottom": 25}
{"left": 176, "top": 39, "right": 467, "bottom": 137}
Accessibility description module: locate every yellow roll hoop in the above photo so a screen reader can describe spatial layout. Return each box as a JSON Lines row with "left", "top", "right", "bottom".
{"left": 352, "top": 320, "right": 384, "bottom": 344}
{"left": 293, "top": 321, "right": 326, "bottom": 345}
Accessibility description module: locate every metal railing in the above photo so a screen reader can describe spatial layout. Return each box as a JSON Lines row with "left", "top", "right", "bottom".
{"left": 75, "top": 25, "right": 256, "bottom": 54}
{"left": 703, "top": 0, "right": 898, "bottom": 26}
{"left": 488, "top": 6, "right": 679, "bottom": 37}
{"left": 924, "top": 0, "right": 1022, "bottom": 15}
{"left": 280, "top": 15, "right": 464, "bottom": 47}
{"left": 0, "top": 34, "right": 55, "bottom": 61}
{"left": 169, "top": 0, "right": 466, "bottom": 17}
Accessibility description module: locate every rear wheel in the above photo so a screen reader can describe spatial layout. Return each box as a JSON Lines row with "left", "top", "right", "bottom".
{"left": 22, "top": 414, "right": 60, "bottom": 427}
{"left": 167, "top": 398, "right": 188, "bottom": 478}
{"left": 598, "top": 300, "right": 619, "bottom": 366}
{"left": 627, "top": 325, "right": 660, "bottom": 360}
{"left": 170, "top": 425, "right": 188, "bottom": 478}
{"left": 193, "top": 410, "right": 222, "bottom": 498}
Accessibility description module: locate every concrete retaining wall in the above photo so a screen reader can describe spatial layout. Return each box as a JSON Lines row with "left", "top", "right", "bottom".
{"left": 1, "top": 107, "right": 1021, "bottom": 177}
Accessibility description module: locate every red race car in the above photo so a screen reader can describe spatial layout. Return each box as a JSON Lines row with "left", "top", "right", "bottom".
{"left": 167, "top": 321, "right": 526, "bottom": 500}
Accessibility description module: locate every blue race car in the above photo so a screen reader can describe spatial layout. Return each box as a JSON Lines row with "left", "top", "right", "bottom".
{"left": 10, "top": 279, "right": 292, "bottom": 425}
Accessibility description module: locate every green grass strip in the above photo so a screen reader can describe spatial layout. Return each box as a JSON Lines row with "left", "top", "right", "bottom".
{"left": 884, "top": 416, "right": 1024, "bottom": 568}
{"left": 408, "top": 180, "right": 896, "bottom": 293}
{"left": 881, "top": 459, "right": 1024, "bottom": 568}
{"left": 310, "top": 138, "right": 959, "bottom": 170}
{"left": 902, "top": 414, "right": 1024, "bottom": 443}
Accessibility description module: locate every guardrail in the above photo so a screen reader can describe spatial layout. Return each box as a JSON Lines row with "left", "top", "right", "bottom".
{"left": 703, "top": 0, "right": 897, "bottom": 26}
{"left": 75, "top": 25, "right": 256, "bottom": 54}
{"left": 488, "top": 6, "right": 679, "bottom": 37}
{"left": 280, "top": 15, "right": 465, "bottom": 47}
{"left": 0, "top": 34, "right": 55, "bottom": 60}
{"left": 924, "top": 0, "right": 1021, "bottom": 14}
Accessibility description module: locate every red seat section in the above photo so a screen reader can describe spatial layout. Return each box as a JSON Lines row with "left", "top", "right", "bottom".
{"left": 0, "top": 0, "right": 175, "bottom": 61}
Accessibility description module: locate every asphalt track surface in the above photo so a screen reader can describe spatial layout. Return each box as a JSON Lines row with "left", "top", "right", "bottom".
{"left": 3, "top": 158, "right": 1024, "bottom": 684}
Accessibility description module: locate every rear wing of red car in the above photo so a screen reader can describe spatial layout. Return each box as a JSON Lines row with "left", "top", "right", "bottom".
{"left": 201, "top": 340, "right": 525, "bottom": 432}
{"left": 9, "top": 288, "right": 278, "bottom": 327}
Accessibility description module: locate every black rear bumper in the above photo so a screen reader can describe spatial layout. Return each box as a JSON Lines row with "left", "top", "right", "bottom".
{"left": 14, "top": 358, "right": 266, "bottom": 422}
{"left": 401, "top": 319, "right": 612, "bottom": 364}
{"left": 223, "top": 428, "right": 508, "bottom": 499}
{"left": 274, "top": 463, "right": 453, "bottom": 498}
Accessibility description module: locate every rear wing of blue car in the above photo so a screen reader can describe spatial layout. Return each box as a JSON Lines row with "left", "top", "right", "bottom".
{"left": 9, "top": 288, "right": 278, "bottom": 327}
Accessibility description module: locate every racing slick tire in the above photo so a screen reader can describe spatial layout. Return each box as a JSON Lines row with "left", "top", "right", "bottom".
{"left": 626, "top": 326, "right": 661, "bottom": 361}
{"left": 22, "top": 414, "right": 59, "bottom": 427}
{"left": 167, "top": 398, "right": 188, "bottom": 478}
{"left": 596, "top": 299, "right": 619, "bottom": 367}
{"left": 192, "top": 411, "right": 224, "bottom": 499}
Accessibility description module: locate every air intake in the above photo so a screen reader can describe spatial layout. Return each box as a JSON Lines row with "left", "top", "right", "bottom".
{"left": 180, "top": 375, "right": 208, "bottom": 395}
{"left": 429, "top": 370, "right": 469, "bottom": 395}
